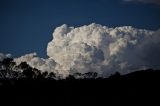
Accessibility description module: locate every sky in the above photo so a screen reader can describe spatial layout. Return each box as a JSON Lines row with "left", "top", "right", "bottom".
{"left": 0, "top": 0, "right": 160, "bottom": 58}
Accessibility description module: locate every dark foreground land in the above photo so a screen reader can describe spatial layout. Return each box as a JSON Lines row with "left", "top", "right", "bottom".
{"left": 0, "top": 69, "right": 160, "bottom": 105}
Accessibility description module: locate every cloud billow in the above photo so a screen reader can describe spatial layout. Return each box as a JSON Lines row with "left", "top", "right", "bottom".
{"left": 47, "top": 23, "right": 159, "bottom": 77}
{"left": 1, "top": 23, "right": 158, "bottom": 78}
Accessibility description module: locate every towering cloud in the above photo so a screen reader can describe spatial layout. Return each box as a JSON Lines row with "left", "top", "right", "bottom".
{"left": 12, "top": 23, "right": 160, "bottom": 78}
{"left": 47, "top": 23, "right": 159, "bottom": 77}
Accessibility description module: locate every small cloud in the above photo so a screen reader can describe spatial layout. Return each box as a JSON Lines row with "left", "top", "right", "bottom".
{"left": 0, "top": 53, "right": 11, "bottom": 61}
{"left": 123, "top": 0, "right": 160, "bottom": 5}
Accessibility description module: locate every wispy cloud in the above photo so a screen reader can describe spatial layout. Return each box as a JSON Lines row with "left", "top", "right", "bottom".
{"left": 123, "top": 0, "right": 160, "bottom": 5}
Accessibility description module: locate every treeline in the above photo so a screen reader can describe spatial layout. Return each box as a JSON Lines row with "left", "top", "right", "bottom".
{"left": 1, "top": 57, "right": 160, "bottom": 81}
{"left": 0, "top": 58, "right": 100, "bottom": 79}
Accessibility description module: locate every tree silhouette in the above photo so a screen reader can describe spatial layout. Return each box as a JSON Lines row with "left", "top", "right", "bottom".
{"left": 0, "top": 70, "right": 6, "bottom": 78}
{"left": 41, "top": 71, "right": 48, "bottom": 78}
{"left": 66, "top": 75, "right": 75, "bottom": 80}
{"left": 32, "top": 68, "right": 41, "bottom": 78}
{"left": 1, "top": 58, "right": 13, "bottom": 65}
{"left": 0, "top": 58, "right": 19, "bottom": 78}
{"left": 1, "top": 58, "right": 13, "bottom": 70}
{"left": 83, "top": 72, "right": 98, "bottom": 78}
{"left": 18, "top": 62, "right": 30, "bottom": 70}
{"left": 48, "top": 72, "right": 56, "bottom": 79}
{"left": 22, "top": 68, "right": 35, "bottom": 78}
{"left": 17, "top": 62, "right": 35, "bottom": 78}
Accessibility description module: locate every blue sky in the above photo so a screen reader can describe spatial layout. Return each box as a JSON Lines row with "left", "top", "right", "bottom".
{"left": 0, "top": 0, "right": 160, "bottom": 57}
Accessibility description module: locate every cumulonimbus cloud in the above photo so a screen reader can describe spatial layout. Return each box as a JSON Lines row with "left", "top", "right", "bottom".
{"left": 1, "top": 23, "right": 159, "bottom": 78}
{"left": 47, "top": 23, "right": 159, "bottom": 77}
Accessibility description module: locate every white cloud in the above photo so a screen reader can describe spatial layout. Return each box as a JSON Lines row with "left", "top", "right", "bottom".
{"left": 7, "top": 23, "right": 159, "bottom": 78}
{"left": 47, "top": 23, "right": 159, "bottom": 77}
{"left": 123, "top": 0, "right": 160, "bottom": 5}
{"left": 14, "top": 53, "right": 58, "bottom": 75}
{"left": 0, "top": 53, "right": 11, "bottom": 61}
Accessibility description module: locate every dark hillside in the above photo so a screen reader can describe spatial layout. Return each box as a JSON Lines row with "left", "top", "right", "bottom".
{"left": 0, "top": 58, "right": 160, "bottom": 105}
